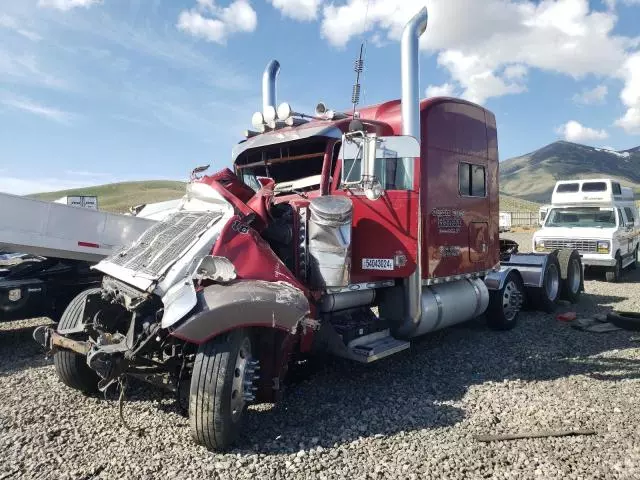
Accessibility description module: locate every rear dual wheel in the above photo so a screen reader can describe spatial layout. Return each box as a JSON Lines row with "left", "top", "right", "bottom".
{"left": 528, "top": 252, "right": 561, "bottom": 313}
{"left": 486, "top": 270, "right": 524, "bottom": 331}
{"left": 558, "top": 249, "right": 582, "bottom": 304}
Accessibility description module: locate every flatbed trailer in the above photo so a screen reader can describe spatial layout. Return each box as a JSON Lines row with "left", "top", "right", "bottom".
{"left": 0, "top": 192, "right": 160, "bottom": 321}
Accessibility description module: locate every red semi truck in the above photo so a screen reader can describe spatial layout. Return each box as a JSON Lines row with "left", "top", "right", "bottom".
{"left": 33, "top": 7, "right": 583, "bottom": 451}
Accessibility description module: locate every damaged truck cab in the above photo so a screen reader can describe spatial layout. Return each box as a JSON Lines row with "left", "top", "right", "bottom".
{"left": 33, "top": 7, "right": 583, "bottom": 452}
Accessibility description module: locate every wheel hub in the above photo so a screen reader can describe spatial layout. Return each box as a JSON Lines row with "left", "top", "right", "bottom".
{"left": 503, "top": 280, "right": 523, "bottom": 321}
{"left": 568, "top": 258, "right": 581, "bottom": 293}
{"left": 544, "top": 264, "right": 560, "bottom": 300}
{"left": 230, "top": 337, "right": 260, "bottom": 423}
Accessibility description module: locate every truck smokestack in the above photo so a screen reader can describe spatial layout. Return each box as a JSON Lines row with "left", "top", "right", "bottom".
{"left": 401, "top": 7, "right": 428, "bottom": 138}
{"left": 262, "top": 60, "right": 280, "bottom": 116}
{"left": 397, "top": 6, "right": 428, "bottom": 338}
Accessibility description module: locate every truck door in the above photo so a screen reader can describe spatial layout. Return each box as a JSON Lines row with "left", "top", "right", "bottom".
{"left": 469, "top": 221, "right": 488, "bottom": 262}
{"left": 333, "top": 135, "right": 421, "bottom": 283}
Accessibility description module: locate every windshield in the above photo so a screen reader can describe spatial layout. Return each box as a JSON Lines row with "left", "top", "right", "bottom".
{"left": 545, "top": 207, "right": 617, "bottom": 228}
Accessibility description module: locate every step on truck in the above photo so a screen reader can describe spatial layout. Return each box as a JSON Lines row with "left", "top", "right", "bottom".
{"left": 33, "top": 7, "right": 584, "bottom": 452}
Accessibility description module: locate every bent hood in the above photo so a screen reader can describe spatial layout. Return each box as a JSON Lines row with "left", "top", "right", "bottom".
{"left": 93, "top": 182, "right": 234, "bottom": 293}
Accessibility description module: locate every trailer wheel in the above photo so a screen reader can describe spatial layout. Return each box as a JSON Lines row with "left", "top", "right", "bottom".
{"left": 189, "top": 329, "right": 257, "bottom": 451}
{"left": 605, "top": 253, "right": 622, "bottom": 283}
{"left": 528, "top": 252, "right": 561, "bottom": 313}
{"left": 486, "top": 271, "right": 524, "bottom": 331}
{"left": 557, "top": 249, "right": 583, "bottom": 304}
{"left": 53, "top": 288, "right": 100, "bottom": 394}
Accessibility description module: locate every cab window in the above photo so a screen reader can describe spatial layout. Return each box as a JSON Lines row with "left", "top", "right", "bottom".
{"left": 459, "top": 162, "right": 486, "bottom": 197}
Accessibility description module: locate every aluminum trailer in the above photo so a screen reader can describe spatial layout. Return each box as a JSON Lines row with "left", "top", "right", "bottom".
{"left": 0, "top": 192, "right": 159, "bottom": 321}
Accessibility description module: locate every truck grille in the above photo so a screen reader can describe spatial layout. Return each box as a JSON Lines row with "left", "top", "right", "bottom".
{"left": 106, "top": 211, "right": 223, "bottom": 277}
{"left": 542, "top": 238, "right": 598, "bottom": 253}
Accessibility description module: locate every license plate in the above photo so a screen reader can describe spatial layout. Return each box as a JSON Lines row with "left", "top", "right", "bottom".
{"left": 362, "top": 258, "right": 394, "bottom": 271}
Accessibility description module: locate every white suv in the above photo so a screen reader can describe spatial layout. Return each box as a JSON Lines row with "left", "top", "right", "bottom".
{"left": 532, "top": 179, "right": 639, "bottom": 282}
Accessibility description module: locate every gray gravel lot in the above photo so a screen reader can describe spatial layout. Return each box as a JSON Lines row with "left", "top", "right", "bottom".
{"left": 2, "top": 231, "right": 640, "bottom": 479}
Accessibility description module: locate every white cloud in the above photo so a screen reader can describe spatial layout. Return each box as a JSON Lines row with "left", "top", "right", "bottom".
{"left": 0, "top": 95, "right": 74, "bottom": 124}
{"left": 555, "top": 120, "right": 609, "bottom": 142}
{"left": 425, "top": 83, "right": 456, "bottom": 97}
{"left": 177, "top": 0, "right": 257, "bottom": 44}
{"left": 268, "top": 0, "right": 322, "bottom": 21}
{"left": 615, "top": 53, "right": 640, "bottom": 134}
{"left": 0, "top": 14, "right": 41, "bottom": 41}
{"left": 572, "top": 84, "right": 608, "bottom": 105}
{"left": 317, "top": 0, "right": 636, "bottom": 105}
{"left": 503, "top": 64, "right": 528, "bottom": 80}
{"left": 37, "top": 0, "right": 103, "bottom": 11}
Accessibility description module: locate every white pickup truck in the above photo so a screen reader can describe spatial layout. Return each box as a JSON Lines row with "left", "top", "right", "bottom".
{"left": 533, "top": 178, "right": 639, "bottom": 282}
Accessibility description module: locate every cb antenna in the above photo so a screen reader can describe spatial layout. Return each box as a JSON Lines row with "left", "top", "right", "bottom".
{"left": 352, "top": 42, "right": 365, "bottom": 117}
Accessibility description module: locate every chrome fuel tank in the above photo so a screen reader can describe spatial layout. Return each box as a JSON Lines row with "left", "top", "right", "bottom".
{"left": 410, "top": 278, "right": 489, "bottom": 337}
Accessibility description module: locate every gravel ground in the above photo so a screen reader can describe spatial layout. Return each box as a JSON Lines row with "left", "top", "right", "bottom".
{"left": 2, "top": 232, "right": 640, "bottom": 479}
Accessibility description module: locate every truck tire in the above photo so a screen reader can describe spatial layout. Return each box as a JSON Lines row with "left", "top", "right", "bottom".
{"left": 189, "top": 329, "right": 256, "bottom": 451}
{"left": 557, "top": 249, "right": 583, "bottom": 304}
{"left": 605, "top": 253, "right": 622, "bottom": 283}
{"left": 528, "top": 252, "right": 561, "bottom": 313}
{"left": 486, "top": 270, "right": 524, "bottom": 331}
{"left": 53, "top": 288, "right": 100, "bottom": 394}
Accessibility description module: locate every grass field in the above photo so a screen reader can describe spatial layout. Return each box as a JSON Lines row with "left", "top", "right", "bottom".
{"left": 499, "top": 194, "right": 541, "bottom": 212}
{"left": 29, "top": 180, "right": 187, "bottom": 213}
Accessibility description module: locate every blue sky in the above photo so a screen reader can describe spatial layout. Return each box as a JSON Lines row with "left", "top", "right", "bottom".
{"left": 0, "top": 0, "right": 639, "bottom": 194}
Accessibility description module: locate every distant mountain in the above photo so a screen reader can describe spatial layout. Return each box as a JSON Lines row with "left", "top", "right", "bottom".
{"left": 28, "top": 180, "right": 187, "bottom": 213}
{"left": 500, "top": 141, "right": 640, "bottom": 203}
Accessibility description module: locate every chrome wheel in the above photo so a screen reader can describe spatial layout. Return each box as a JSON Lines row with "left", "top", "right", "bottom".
{"left": 502, "top": 280, "right": 522, "bottom": 322}
{"left": 230, "top": 337, "right": 258, "bottom": 423}
{"left": 544, "top": 263, "right": 560, "bottom": 301}
{"left": 568, "top": 258, "right": 581, "bottom": 293}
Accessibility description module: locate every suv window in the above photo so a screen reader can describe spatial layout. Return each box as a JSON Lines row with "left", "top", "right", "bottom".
{"left": 582, "top": 182, "right": 607, "bottom": 192}
{"left": 557, "top": 183, "right": 579, "bottom": 193}
{"left": 618, "top": 208, "right": 626, "bottom": 227}
{"left": 624, "top": 207, "right": 636, "bottom": 224}
{"left": 613, "top": 182, "right": 622, "bottom": 195}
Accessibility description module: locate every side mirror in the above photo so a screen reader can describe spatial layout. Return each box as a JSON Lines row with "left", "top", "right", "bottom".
{"left": 338, "top": 134, "right": 420, "bottom": 198}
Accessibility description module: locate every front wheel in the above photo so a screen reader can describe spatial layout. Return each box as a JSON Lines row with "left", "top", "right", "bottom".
{"left": 605, "top": 254, "right": 622, "bottom": 283}
{"left": 53, "top": 288, "right": 101, "bottom": 394}
{"left": 189, "top": 329, "right": 258, "bottom": 451}
{"left": 486, "top": 271, "right": 524, "bottom": 331}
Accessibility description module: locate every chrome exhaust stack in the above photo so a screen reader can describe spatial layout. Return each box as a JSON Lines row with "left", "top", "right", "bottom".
{"left": 262, "top": 60, "right": 280, "bottom": 117}
{"left": 395, "top": 6, "right": 428, "bottom": 339}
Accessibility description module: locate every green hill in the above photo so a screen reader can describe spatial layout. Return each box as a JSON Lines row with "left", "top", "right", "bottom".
{"left": 500, "top": 141, "right": 640, "bottom": 203}
{"left": 499, "top": 194, "right": 540, "bottom": 212}
{"left": 29, "top": 180, "right": 187, "bottom": 213}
